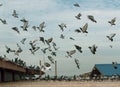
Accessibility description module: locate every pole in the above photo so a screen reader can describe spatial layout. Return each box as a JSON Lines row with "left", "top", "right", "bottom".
{"left": 39, "top": 60, "right": 42, "bottom": 80}
{"left": 55, "top": 61, "right": 57, "bottom": 79}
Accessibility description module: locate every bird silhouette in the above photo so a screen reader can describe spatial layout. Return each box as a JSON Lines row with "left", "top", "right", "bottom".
{"left": 12, "top": 27, "right": 20, "bottom": 34}
{"left": 12, "top": 10, "right": 18, "bottom": 18}
{"left": 88, "top": 44, "right": 98, "bottom": 54}
{"left": 58, "top": 23, "right": 67, "bottom": 31}
{"left": 74, "top": 45, "right": 82, "bottom": 53}
{"left": 106, "top": 33, "right": 116, "bottom": 41}
{"left": 88, "top": 15, "right": 97, "bottom": 23}
{"left": 75, "top": 58, "right": 80, "bottom": 69}
{"left": 37, "top": 22, "right": 46, "bottom": 32}
{"left": 21, "top": 21, "right": 29, "bottom": 31}
{"left": 66, "top": 50, "right": 76, "bottom": 58}
{"left": 20, "top": 38, "right": 26, "bottom": 44}
{"left": 0, "top": 18, "right": 7, "bottom": 24}
{"left": 48, "top": 56, "right": 54, "bottom": 64}
{"left": 73, "top": 3, "right": 80, "bottom": 7}
{"left": 75, "top": 13, "right": 82, "bottom": 20}
{"left": 80, "top": 23, "right": 88, "bottom": 33}
{"left": 108, "top": 17, "right": 116, "bottom": 26}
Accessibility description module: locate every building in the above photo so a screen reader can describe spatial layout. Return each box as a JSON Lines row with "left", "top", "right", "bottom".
{"left": 0, "top": 58, "right": 44, "bottom": 82}
{"left": 90, "top": 64, "right": 120, "bottom": 80}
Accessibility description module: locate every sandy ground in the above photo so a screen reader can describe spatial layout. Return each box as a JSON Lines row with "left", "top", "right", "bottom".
{"left": 0, "top": 80, "right": 120, "bottom": 87}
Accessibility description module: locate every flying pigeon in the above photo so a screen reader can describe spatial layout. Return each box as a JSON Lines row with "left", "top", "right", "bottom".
{"left": 39, "top": 37, "right": 45, "bottom": 44}
{"left": 20, "top": 38, "right": 26, "bottom": 44}
{"left": 73, "top": 3, "right": 80, "bottom": 7}
{"left": 44, "top": 62, "right": 51, "bottom": 70}
{"left": 29, "top": 47, "right": 40, "bottom": 55}
{"left": 74, "top": 45, "right": 82, "bottom": 53}
{"left": 37, "top": 22, "right": 46, "bottom": 32}
{"left": 51, "top": 51, "right": 56, "bottom": 56}
{"left": 106, "top": 33, "right": 116, "bottom": 41}
{"left": 75, "top": 13, "right": 82, "bottom": 20}
{"left": 66, "top": 50, "right": 76, "bottom": 58}
{"left": 108, "top": 17, "right": 116, "bottom": 26}
{"left": 21, "top": 21, "right": 29, "bottom": 31}
{"left": 48, "top": 56, "right": 54, "bottom": 64}
{"left": 12, "top": 27, "right": 20, "bottom": 34}
{"left": 41, "top": 48, "right": 48, "bottom": 54}
{"left": 58, "top": 23, "right": 67, "bottom": 31}
{"left": 12, "top": 10, "right": 18, "bottom": 18}
{"left": 5, "top": 45, "right": 15, "bottom": 53}
{"left": 20, "top": 18, "right": 28, "bottom": 22}
{"left": 88, "top": 15, "right": 97, "bottom": 23}
{"left": 0, "top": 18, "right": 7, "bottom": 24}
{"left": 80, "top": 23, "right": 88, "bottom": 33}
{"left": 74, "top": 58, "right": 80, "bottom": 69}
{"left": 32, "top": 26, "right": 37, "bottom": 31}
{"left": 14, "top": 43, "right": 23, "bottom": 56}
{"left": 112, "top": 62, "right": 117, "bottom": 69}
{"left": 60, "top": 34, "right": 65, "bottom": 39}
{"left": 45, "top": 38, "right": 53, "bottom": 46}
{"left": 0, "top": 3, "right": 3, "bottom": 6}
{"left": 69, "top": 37, "right": 75, "bottom": 40}
{"left": 75, "top": 29, "right": 81, "bottom": 33}
{"left": 88, "top": 44, "right": 98, "bottom": 54}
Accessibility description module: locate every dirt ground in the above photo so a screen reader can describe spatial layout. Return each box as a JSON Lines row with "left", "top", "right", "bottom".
{"left": 0, "top": 80, "right": 120, "bottom": 87}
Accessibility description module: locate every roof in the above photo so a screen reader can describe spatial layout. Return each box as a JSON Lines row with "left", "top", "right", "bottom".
{"left": 95, "top": 64, "right": 120, "bottom": 76}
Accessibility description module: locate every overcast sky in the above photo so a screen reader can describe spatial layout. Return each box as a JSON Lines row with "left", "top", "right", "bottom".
{"left": 0, "top": 0, "right": 120, "bottom": 76}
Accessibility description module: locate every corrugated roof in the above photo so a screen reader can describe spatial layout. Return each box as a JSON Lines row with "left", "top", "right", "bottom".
{"left": 95, "top": 64, "right": 120, "bottom": 76}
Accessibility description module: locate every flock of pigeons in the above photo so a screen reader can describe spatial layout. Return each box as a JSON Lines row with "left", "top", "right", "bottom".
{"left": 0, "top": 2, "right": 118, "bottom": 71}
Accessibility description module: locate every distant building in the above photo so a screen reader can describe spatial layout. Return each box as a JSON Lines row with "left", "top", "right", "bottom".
{"left": 90, "top": 64, "right": 120, "bottom": 80}
{"left": 0, "top": 58, "right": 44, "bottom": 82}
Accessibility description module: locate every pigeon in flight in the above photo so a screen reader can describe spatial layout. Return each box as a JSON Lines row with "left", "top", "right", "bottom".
{"left": 20, "top": 38, "right": 26, "bottom": 44}
{"left": 60, "top": 34, "right": 65, "bottom": 39}
{"left": 80, "top": 23, "right": 88, "bottom": 33}
{"left": 32, "top": 26, "right": 37, "bottom": 31}
{"left": 51, "top": 51, "right": 56, "bottom": 56}
{"left": 108, "top": 17, "right": 116, "bottom": 26}
{"left": 20, "top": 18, "right": 28, "bottom": 22}
{"left": 39, "top": 37, "right": 45, "bottom": 44}
{"left": 58, "top": 23, "right": 67, "bottom": 31}
{"left": 69, "top": 37, "right": 75, "bottom": 40}
{"left": 88, "top": 44, "right": 98, "bottom": 54}
{"left": 75, "top": 29, "right": 81, "bottom": 33}
{"left": 12, "top": 10, "right": 18, "bottom": 18}
{"left": 88, "top": 15, "right": 97, "bottom": 23}
{"left": 37, "top": 22, "right": 46, "bottom": 32}
{"left": 106, "top": 33, "right": 116, "bottom": 41}
{"left": 66, "top": 50, "right": 76, "bottom": 58}
{"left": 21, "top": 21, "right": 29, "bottom": 31}
{"left": 14, "top": 43, "right": 23, "bottom": 56}
{"left": 48, "top": 56, "right": 54, "bottom": 64}
{"left": 75, "top": 13, "right": 82, "bottom": 20}
{"left": 73, "top": 3, "right": 80, "bottom": 7}
{"left": 74, "top": 45, "right": 82, "bottom": 53}
{"left": 5, "top": 45, "right": 15, "bottom": 53}
{"left": 45, "top": 38, "right": 53, "bottom": 46}
{"left": 12, "top": 27, "right": 20, "bottom": 34}
{"left": 112, "top": 62, "right": 117, "bottom": 69}
{"left": 0, "top": 18, "right": 7, "bottom": 24}
{"left": 74, "top": 58, "right": 80, "bottom": 69}
{"left": 0, "top": 3, "right": 3, "bottom": 6}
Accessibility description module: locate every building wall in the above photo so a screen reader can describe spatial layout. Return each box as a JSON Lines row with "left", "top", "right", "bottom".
{"left": 0, "top": 70, "right": 1, "bottom": 82}
{"left": 14, "top": 73, "right": 20, "bottom": 81}
{"left": 4, "top": 71, "right": 13, "bottom": 82}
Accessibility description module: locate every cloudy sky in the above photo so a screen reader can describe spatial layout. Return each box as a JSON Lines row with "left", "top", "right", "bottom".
{"left": 0, "top": 0, "right": 120, "bottom": 76}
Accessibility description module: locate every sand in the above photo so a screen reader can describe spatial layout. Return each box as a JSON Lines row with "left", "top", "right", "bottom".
{"left": 0, "top": 80, "right": 120, "bottom": 87}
